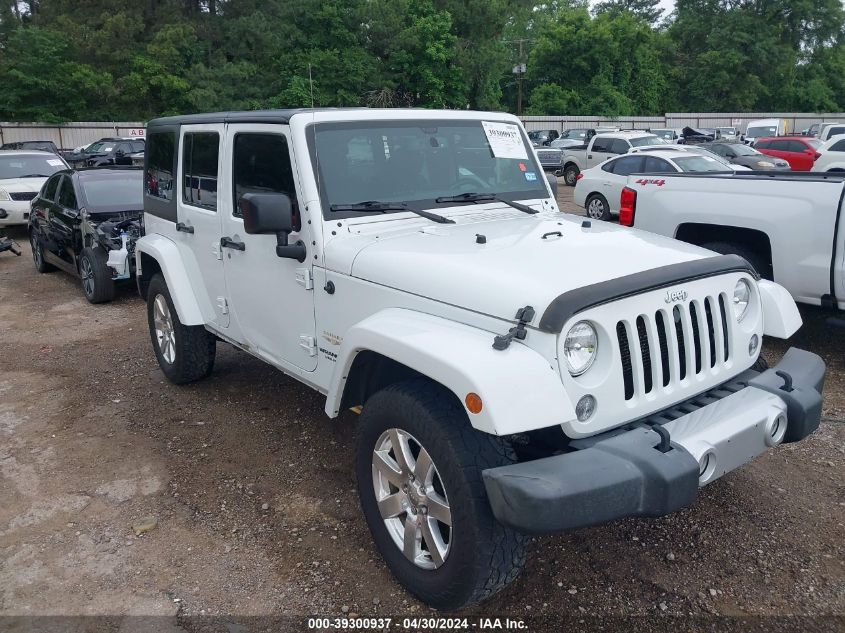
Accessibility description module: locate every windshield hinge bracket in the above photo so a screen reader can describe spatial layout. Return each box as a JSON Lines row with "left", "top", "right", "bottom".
{"left": 492, "top": 306, "right": 535, "bottom": 351}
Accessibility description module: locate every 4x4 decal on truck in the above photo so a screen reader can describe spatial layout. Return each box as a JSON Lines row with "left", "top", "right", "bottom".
{"left": 634, "top": 178, "right": 666, "bottom": 187}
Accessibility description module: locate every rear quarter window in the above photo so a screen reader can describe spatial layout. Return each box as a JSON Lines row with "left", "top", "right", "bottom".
{"left": 144, "top": 129, "right": 178, "bottom": 222}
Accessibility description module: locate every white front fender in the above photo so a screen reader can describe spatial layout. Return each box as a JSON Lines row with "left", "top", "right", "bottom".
{"left": 326, "top": 309, "right": 576, "bottom": 436}
{"left": 135, "top": 234, "right": 209, "bottom": 325}
{"left": 758, "top": 279, "right": 802, "bottom": 339}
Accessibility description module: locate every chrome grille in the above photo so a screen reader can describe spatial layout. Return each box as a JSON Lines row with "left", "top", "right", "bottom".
{"left": 537, "top": 151, "right": 561, "bottom": 165}
{"left": 616, "top": 294, "right": 732, "bottom": 401}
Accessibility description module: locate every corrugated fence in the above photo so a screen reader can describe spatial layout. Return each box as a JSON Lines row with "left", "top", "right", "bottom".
{"left": 0, "top": 122, "right": 146, "bottom": 151}
{"left": 5, "top": 114, "right": 845, "bottom": 150}
{"left": 522, "top": 113, "right": 845, "bottom": 133}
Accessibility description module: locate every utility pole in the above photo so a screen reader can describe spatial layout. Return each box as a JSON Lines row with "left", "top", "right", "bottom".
{"left": 503, "top": 38, "right": 531, "bottom": 117}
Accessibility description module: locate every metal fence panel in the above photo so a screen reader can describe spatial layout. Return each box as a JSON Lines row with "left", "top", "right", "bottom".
{"left": 0, "top": 122, "right": 146, "bottom": 150}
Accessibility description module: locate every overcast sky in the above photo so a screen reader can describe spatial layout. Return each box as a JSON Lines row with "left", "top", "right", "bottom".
{"left": 590, "top": 0, "right": 676, "bottom": 18}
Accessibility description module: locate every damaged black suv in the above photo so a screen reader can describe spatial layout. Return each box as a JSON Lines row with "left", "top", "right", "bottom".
{"left": 28, "top": 166, "right": 143, "bottom": 303}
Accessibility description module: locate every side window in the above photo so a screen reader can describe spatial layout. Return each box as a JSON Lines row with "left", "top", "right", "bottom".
{"left": 609, "top": 139, "right": 630, "bottom": 155}
{"left": 787, "top": 141, "right": 808, "bottom": 153}
{"left": 755, "top": 140, "right": 770, "bottom": 149}
{"left": 182, "top": 132, "right": 219, "bottom": 211}
{"left": 770, "top": 140, "right": 789, "bottom": 151}
{"left": 232, "top": 133, "right": 299, "bottom": 228}
{"left": 830, "top": 140, "right": 845, "bottom": 152}
{"left": 116, "top": 142, "right": 131, "bottom": 155}
{"left": 57, "top": 176, "right": 77, "bottom": 209}
{"left": 146, "top": 132, "right": 175, "bottom": 201}
{"left": 643, "top": 156, "right": 674, "bottom": 172}
{"left": 710, "top": 145, "right": 727, "bottom": 157}
{"left": 610, "top": 156, "right": 645, "bottom": 176}
{"left": 829, "top": 126, "right": 845, "bottom": 138}
{"left": 42, "top": 174, "right": 62, "bottom": 201}
{"left": 591, "top": 137, "right": 611, "bottom": 153}
{"left": 131, "top": 140, "right": 145, "bottom": 152}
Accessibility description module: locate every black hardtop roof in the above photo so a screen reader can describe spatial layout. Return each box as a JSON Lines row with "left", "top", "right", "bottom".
{"left": 147, "top": 108, "right": 368, "bottom": 128}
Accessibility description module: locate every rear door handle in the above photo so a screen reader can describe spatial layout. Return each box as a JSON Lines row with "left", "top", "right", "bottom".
{"left": 220, "top": 236, "right": 245, "bottom": 251}
{"left": 176, "top": 222, "right": 194, "bottom": 234}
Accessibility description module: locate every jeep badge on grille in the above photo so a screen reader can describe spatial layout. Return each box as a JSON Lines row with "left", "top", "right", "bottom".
{"left": 665, "top": 289, "right": 688, "bottom": 303}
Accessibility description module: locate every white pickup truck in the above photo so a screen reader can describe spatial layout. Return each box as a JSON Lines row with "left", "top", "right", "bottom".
{"left": 559, "top": 131, "right": 667, "bottom": 185}
{"left": 135, "top": 109, "right": 824, "bottom": 610}
{"left": 620, "top": 172, "right": 845, "bottom": 311}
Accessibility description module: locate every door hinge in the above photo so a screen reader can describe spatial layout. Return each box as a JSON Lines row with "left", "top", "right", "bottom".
{"left": 295, "top": 268, "right": 313, "bottom": 290}
{"left": 299, "top": 335, "right": 317, "bottom": 356}
{"left": 217, "top": 297, "right": 229, "bottom": 315}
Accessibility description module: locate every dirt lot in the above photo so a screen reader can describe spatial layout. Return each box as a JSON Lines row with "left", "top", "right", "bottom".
{"left": 0, "top": 210, "right": 843, "bottom": 633}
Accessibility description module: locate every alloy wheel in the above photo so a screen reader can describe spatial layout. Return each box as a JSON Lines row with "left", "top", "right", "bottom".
{"left": 152, "top": 294, "right": 176, "bottom": 364}
{"left": 80, "top": 256, "right": 95, "bottom": 297}
{"left": 31, "top": 234, "right": 42, "bottom": 268}
{"left": 372, "top": 428, "right": 452, "bottom": 569}
{"left": 587, "top": 198, "right": 605, "bottom": 219}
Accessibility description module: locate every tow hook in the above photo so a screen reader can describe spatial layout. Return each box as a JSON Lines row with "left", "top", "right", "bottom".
{"left": 492, "top": 306, "right": 535, "bottom": 351}
{"left": 637, "top": 421, "right": 673, "bottom": 453}
{"left": 775, "top": 370, "right": 794, "bottom": 392}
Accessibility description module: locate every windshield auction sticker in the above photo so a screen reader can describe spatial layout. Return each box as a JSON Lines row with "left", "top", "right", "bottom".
{"left": 482, "top": 121, "right": 528, "bottom": 160}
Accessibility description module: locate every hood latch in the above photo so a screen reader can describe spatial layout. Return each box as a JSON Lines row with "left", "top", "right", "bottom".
{"left": 493, "top": 306, "right": 535, "bottom": 351}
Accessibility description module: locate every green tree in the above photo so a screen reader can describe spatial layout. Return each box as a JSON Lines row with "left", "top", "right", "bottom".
{"left": 593, "top": 0, "right": 664, "bottom": 25}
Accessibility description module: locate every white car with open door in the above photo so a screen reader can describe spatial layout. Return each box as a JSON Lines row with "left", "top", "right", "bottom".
{"left": 574, "top": 150, "right": 733, "bottom": 221}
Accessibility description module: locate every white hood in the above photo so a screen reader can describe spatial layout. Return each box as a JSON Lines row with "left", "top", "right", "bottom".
{"left": 327, "top": 207, "right": 716, "bottom": 325}
{"left": 0, "top": 176, "right": 48, "bottom": 193}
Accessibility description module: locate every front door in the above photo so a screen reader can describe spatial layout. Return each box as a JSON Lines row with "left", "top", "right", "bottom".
{"left": 176, "top": 124, "right": 229, "bottom": 329}
{"left": 51, "top": 175, "right": 80, "bottom": 266}
{"left": 220, "top": 124, "right": 317, "bottom": 372}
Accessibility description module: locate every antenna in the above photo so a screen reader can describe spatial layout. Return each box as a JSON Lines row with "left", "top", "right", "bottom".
{"left": 308, "top": 63, "right": 315, "bottom": 108}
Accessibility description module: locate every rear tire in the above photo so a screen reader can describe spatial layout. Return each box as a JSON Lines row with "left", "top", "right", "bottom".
{"left": 563, "top": 164, "right": 580, "bottom": 187}
{"left": 356, "top": 379, "right": 527, "bottom": 610}
{"left": 585, "top": 194, "right": 611, "bottom": 221}
{"left": 79, "top": 246, "right": 115, "bottom": 304}
{"left": 700, "top": 241, "right": 771, "bottom": 280}
{"left": 146, "top": 274, "right": 216, "bottom": 384}
{"left": 30, "top": 232, "right": 55, "bottom": 273}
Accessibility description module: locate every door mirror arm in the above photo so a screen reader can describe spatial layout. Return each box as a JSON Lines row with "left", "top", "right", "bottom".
{"left": 275, "top": 233, "right": 306, "bottom": 262}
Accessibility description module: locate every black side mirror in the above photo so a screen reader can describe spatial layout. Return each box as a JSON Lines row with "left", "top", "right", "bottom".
{"left": 240, "top": 192, "right": 306, "bottom": 262}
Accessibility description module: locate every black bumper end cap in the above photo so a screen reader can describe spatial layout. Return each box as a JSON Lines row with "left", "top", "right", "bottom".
{"left": 482, "top": 427, "right": 699, "bottom": 535}
{"left": 749, "top": 347, "right": 825, "bottom": 443}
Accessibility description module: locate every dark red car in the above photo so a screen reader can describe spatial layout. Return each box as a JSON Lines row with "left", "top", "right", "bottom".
{"left": 754, "top": 136, "right": 822, "bottom": 171}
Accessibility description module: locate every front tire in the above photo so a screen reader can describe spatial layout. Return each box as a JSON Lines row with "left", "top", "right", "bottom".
{"left": 563, "top": 164, "right": 580, "bottom": 187}
{"left": 79, "top": 246, "right": 115, "bottom": 303}
{"left": 146, "top": 274, "right": 216, "bottom": 384}
{"left": 356, "top": 379, "right": 527, "bottom": 610}
{"left": 585, "top": 193, "right": 611, "bottom": 221}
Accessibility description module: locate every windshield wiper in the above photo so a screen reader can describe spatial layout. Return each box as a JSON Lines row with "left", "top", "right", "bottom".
{"left": 330, "top": 200, "right": 454, "bottom": 224}
{"left": 434, "top": 192, "right": 539, "bottom": 215}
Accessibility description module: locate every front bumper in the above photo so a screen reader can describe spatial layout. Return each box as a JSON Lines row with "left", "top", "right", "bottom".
{"left": 0, "top": 201, "right": 30, "bottom": 226}
{"left": 483, "top": 347, "right": 825, "bottom": 534}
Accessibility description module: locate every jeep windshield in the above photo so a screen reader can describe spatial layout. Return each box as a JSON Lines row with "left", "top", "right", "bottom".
{"left": 310, "top": 120, "right": 548, "bottom": 219}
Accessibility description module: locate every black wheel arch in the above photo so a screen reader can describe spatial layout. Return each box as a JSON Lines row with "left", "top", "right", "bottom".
{"left": 675, "top": 223, "right": 774, "bottom": 278}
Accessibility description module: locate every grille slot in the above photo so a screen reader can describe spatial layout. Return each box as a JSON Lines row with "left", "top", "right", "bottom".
{"left": 618, "top": 294, "right": 731, "bottom": 400}
{"left": 10, "top": 191, "right": 36, "bottom": 201}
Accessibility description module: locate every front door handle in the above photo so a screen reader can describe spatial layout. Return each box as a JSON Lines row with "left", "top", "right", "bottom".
{"left": 176, "top": 222, "right": 194, "bottom": 234}
{"left": 220, "top": 236, "right": 245, "bottom": 251}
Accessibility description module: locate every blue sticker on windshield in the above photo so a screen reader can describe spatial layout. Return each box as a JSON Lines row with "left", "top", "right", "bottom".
{"left": 524, "top": 171, "right": 538, "bottom": 181}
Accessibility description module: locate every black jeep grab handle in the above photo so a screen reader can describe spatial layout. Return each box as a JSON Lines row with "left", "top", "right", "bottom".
{"left": 176, "top": 222, "right": 194, "bottom": 234}
{"left": 220, "top": 236, "right": 245, "bottom": 251}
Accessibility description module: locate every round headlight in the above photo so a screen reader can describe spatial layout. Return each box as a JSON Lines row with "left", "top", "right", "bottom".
{"left": 564, "top": 321, "right": 598, "bottom": 376}
{"left": 733, "top": 279, "right": 751, "bottom": 321}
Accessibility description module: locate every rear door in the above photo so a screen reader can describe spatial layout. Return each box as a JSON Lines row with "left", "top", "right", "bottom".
{"left": 601, "top": 155, "right": 644, "bottom": 212}
{"left": 761, "top": 139, "right": 790, "bottom": 163}
{"left": 788, "top": 140, "right": 815, "bottom": 171}
{"left": 219, "top": 124, "right": 317, "bottom": 371}
{"left": 176, "top": 124, "right": 230, "bottom": 329}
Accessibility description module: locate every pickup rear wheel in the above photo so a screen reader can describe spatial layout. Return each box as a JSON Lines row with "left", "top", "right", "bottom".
{"left": 585, "top": 194, "right": 611, "bottom": 221}
{"left": 146, "top": 274, "right": 216, "bottom": 384}
{"left": 80, "top": 247, "right": 115, "bottom": 304}
{"left": 356, "top": 379, "right": 527, "bottom": 610}
{"left": 563, "top": 164, "right": 580, "bottom": 186}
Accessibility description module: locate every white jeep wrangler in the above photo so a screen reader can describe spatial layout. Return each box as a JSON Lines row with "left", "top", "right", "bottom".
{"left": 135, "top": 108, "right": 826, "bottom": 610}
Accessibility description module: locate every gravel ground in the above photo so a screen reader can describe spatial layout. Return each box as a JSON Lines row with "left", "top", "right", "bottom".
{"left": 0, "top": 214, "right": 842, "bottom": 633}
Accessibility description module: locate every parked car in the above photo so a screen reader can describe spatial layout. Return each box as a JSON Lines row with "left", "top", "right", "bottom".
{"left": 574, "top": 149, "right": 733, "bottom": 221}
{"left": 65, "top": 137, "right": 145, "bottom": 168}
{"left": 648, "top": 128, "right": 683, "bottom": 143}
{"left": 715, "top": 127, "right": 739, "bottom": 141}
{"left": 802, "top": 123, "right": 821, "bottom": 137}
{"left": 527, "top": 129, "right": 559, "bottom": 147}
{"left": 134, "top": 109, "right": 821, "bottom": 613}
{"left": 754, "top": 137, "right": 821, "bottom": 171}
{"left": 28, "top": 166, "right": 143, "bottom": 303}
{"left": 707, "top": 142, "right": 792, "bottom": 171}
{"left": 630, "top": 145, "right": 751, "bottom": 170}
{"left": 817, "top": 123, "right": 845, "bottom": 142}
{"left": 810, "top": 135, "right": 845, "bottom": 172}
{"left": 1, "top": 140, "right": 61, "bottom": 155}
{"left": 560, "top": 131, "right": 667, "bottom": 185}
{"left": 0, "top": 150, "right": 69, "bottom": 226}
{"left": 744, "top": 118, "right": 790, "bottom": 145}
{"left": 549, "top": 128, "right": 592, "bottom": 149}
{"left": 621, "top": 170, "right": 845, "bottom": 311}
